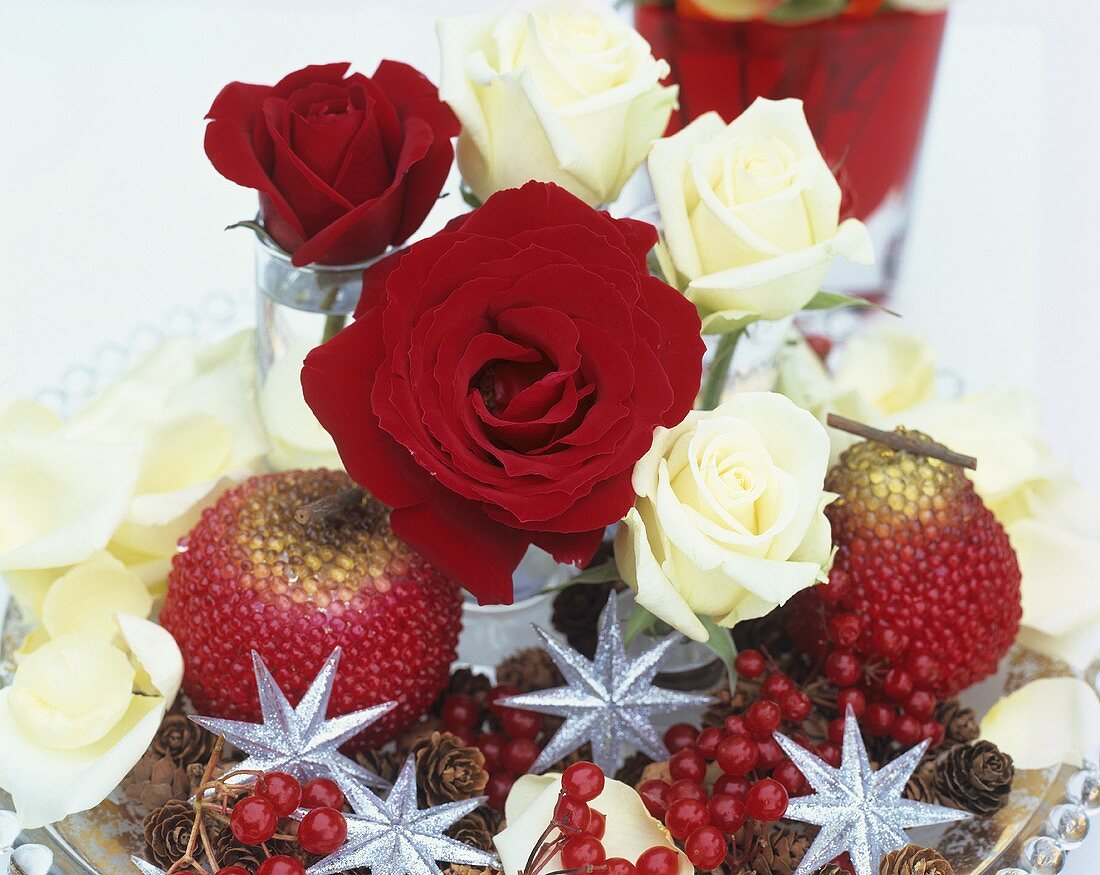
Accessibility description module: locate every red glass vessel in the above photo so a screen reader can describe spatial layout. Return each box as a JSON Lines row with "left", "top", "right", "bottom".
{"left": 635, "top": 3, "right": 947, "bottom": 298}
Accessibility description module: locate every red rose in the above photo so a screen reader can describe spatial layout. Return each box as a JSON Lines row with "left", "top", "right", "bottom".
{"left": 205, "top": 61, "right": 458, "bottom": 267}
{"left": 302, "top": 182, "right": 705, "bottom": 604}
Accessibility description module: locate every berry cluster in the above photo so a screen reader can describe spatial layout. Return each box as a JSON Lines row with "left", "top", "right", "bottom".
{"left": 520, "top": 763, "right": 681, "bottom": 875}
{"left": 439, "top": 686, "right": 547, "bottom": 810}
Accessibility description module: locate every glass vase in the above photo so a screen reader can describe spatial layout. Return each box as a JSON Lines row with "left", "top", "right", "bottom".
{"left": 635, "top": 4, "right": 947, "bottom": 302}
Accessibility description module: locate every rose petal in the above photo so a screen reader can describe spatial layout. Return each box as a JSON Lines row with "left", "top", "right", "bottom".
{"left": 980, "top": 678, "right": 1100, "bottom": 770}
{"left": 41, "top": 551, "right": 153, "bottom": 642}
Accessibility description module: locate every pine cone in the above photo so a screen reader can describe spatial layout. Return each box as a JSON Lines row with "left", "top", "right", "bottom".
{"left": 143, "top": 800, "right": 196, "bottom": 868}
{"left": 411, "top": 731, "right": 489, "bottom": 806}
{"left": 745, "top": 826, "right": 810, "bottom": 875}
{"left": 357, "top": 748, "right": 404, "bottom": 785}
{"left": 151, "top": 713, "right": 216, "bottom": 767}
{"left": 447, "top": 808, "right": 501, "bottom": 852}
{"left": 702, "top": 682, "right": 755, "bottom": 730}
{"left": 816, "top": 867, "right": 849, "bottom": 875}
{"left": 880, "top": 845, "right": 954, "bottom": 875}
{"left": 616, "top": 752, "right": 654, "bottom": 788}
{"left": 552, "top": 582, "right": 617, "bottom": 658}
{"left": 444, "top": 865, "right": 502, "bottom": 875}
{"left": 437, "top": 668, "right": 493, "bottom": 711}
{"left": 124, "top": 753, "right": 191, "bottom": 812}
{"left": 212, "top": 828, "right": 268, "bottom": 871}
{"left": 397, "top": 714, "right": 446, "bottom": 755}
{"left": 933, "top": 700, "right": 980, "bottom": 745}
{"left": 933, "top": 741, "right": 1014, "bottom": 816}
{"left": 639, "top": 760, "right": 673, "bottom": 785}
{"left": 496, "top": 648, "right": 564, "bottom": 693}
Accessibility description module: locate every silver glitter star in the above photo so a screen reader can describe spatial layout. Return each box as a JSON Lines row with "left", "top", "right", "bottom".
{"left": 499, "top": 598, "right": 711, "bottom": 774}
{"left": 191, "top": 648, "right": 396, "bottom": 789}
{"left": 130, "top": 858, "right": 167, "bottom": 875}
{"left": 775, "top": 706, "right": 971, "bottom": 875}
{"left": 304, "top": 754, "right": 500, "bottom": 875}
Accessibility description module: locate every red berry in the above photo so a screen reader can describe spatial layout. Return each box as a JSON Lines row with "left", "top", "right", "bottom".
{"left": 836, "top": 688, "right": 867, "bottom": 720}
{"left": 824, "top": 651, "right": 862, "bottom": 687}
{"left": 604, "top": 858, "right": 637, "bottom": 875}
{"left": 904, "top": 690, "right": 936, "bottom": 720}
{"left": 921, "top": 720, "right": 946, "bottom": 747}
{"left": 871, "top": 626, "right": 905, "bottom": 659}
{"left": 554, "top": 794, "right": 592, "bottom": 832}
{"left": 663, "top": 723, "right": 699, "bottom": 753}
{"left": 584, "top": 808, "right": 607, "bottom": 840}
{"left": 500, "top": 708, "right": 542, "bottom": 740}
{"left": 745, "top": 700, "right": 782, "bottom": 737}
{"left": 255, "top": 771, "right": 302, "bottom": 818}
{"left": 664, "top": 798, "right": 710, "bottom": 841}
{"left": 906, "top": 652, "right": 940, "bottom": 687}
{"left": 817, "top": 743, "right": 842, "bottom": 767}
{"left": 685, "top": 826, "right": 726, "bottom": 870}
{"left": 828, "top": 613, "right": 862, "bottom": 648}
{"left": 503, "top": 738, "right": 541, "bottom": 774}
{"left": 638, "top": 780, "right": 671, "bottom": 818}
{"left": 297, "top": 807, "right": 348, "bottom": 855}
{"left": 669, "top": 748, "right": 707, "bottom": 783}
{"left": 864, "top": 701, "right": 896, "bottom": 737}
{"left": 716, "top": 735, "right": 758, "bottom": 776}
{"left": 772, "top": 760, "right": 806, "bottom": 796}
{"left": 744, "top": 779, "right": 788, "bottom": 822}
{"left": 442, "top": 694, "right": 481, "bottom": 731}
{"left": 301, "top": 778, "right": 344, "bottom": 811}
{"left": 476, "top": 733, "right": 507, "bottom": 772}
{"left": 636, "top": 847, "right": 680, "bottom": 875}
{"left": 827, "top": 716, "right": 847, "bottom": 745}
{"left": 734, "top": 650, "right": 766, "bottom": 679}
{"left": 779, "top": 690, "right": 812, "bottom": 723}
{"left": 256, "top": 857, "right": 305, "bottom": 875}
{"left": 707, "top": 794, "right": 747, "bottom": 834}
{"left": 761, "top": 673, "right": 796, "bottom": 701}
{"left": 712, "top": 775, "right": 750, "bottom": 799}
{"left": 160, "top": 473, "right": 463, "bottom": 751}
{"left": 563, "top": 762, "right": 605, "bottom": 802}
{"left": 892, "top": 714, "right": 922, "bottom": 746}
{"left": 696, "top": 727, "right": 723, "bottom": 760}
{"left": 561, "top": 835, "right": 606, "bottom": 870}
{"left": 488, "top": 684, "right": 522, "bottom": 714}
{"left": 218, "top": 868, "right": 251, "bottom": 875}
{"left": 755, "top": 737, "right": 786, "bottom": 770}
{"left": 883, "top": 668, "right": 914, "bottom": 701}
{"left": 486, "top": 772, "right": 515, "bottom": 811}
{"left": 668, "top": 779, "right": 708, "bottom": 803}
{"left": 231, "top": 796, "right": 278, "bottom": 846}
{"left": 723, "top": 716, "right": 748, "bottom": 736}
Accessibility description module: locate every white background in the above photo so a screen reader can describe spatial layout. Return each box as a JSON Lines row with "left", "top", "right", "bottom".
{"left": 0, "top": 0, "right": 1098, "bottom": 869}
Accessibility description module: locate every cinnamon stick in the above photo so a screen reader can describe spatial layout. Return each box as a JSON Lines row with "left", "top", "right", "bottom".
{"left": 826, "top": 414, "right": 977, "bottom": 471}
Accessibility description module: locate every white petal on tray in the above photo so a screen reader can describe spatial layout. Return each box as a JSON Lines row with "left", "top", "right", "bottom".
{"left": 981, "top": 677, "right": 1100, "bottom": 770}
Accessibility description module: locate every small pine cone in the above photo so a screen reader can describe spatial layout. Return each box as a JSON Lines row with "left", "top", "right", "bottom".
{"left": 747, "top": 826, "right": 810, "bottom": 875}
{"left": 397, "top": 714, "right": 446, "bottom": 755}
{"left": 444, "top": 866, "right": 502, "bottom": 875}
{"left": 701, "top": 682, "right": 756, "bottom": 730}
{"left": 496, "top": 648, "right": 564, "bottom": 693}
{"left": 934, "top": 700, "right": 980, "bottom": 745}
{"left": 357, "top": 747, "right": 404, "bottom": 785}
{"left": 552, "top": 582, "right": 617, "bottom": 659}
{"left": 437, "top": 668, "right": 493, "bottom": 711}
{"left": 447, "top": 808, "right": 500, "bottom": 852}
{"left": 616, "top": 752, "right": 654, "bottom": 788}
{"left": 151, "top": 713, "right": 217, "bottom": 767}
{"left": 880, "top": 845, "right": 954, "bottom": 875}
{"left": 212, "top": 828, "right": 267, "bottom": 871}
{"left": 816, "top": 867, "right": 849, "bottom": 875}
{"left": 124, "top": 753, "right": 191, "bottom": 812}
{"left": 142, "top": 800, "right": 196, "bottom": 869}
{"left": 933, "top": 741, "right": 1014, "bottom": 816}
{"left": 411, "top": 731, "right": 489, "bottom": 806}
{"left": 548, "top": 744, "right": 593, "bottom": 774}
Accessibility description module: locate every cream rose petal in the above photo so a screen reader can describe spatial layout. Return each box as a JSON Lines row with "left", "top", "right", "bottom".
{"left": 41, "top": 551, "right": 154, "bottom": 641}
{"left": 260, "top": 338, "right": 343, "bottom": 472}
{"left": 1010, "top": 518, "right": 1100, "bottom": 639}
{"left": 0, "top": 616, "right": 182, "bottom": 829}
{"left": 0, "top": 399, "right": 60, "bottom": 437}
{"left": 981, "top": 678, "right": 1100, "bottom": 770}
{"left": 497, "top": 774, "right": 692, "bottom": 875}
{"left": 833, "top": 323, "right": 937, "bottom": 414}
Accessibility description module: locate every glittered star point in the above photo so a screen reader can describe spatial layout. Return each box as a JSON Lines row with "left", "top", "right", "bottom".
{"left": 305, "top": 754, "right": 500, "bottom": 875}
{"left": 131, "top": 857, "right": 167, "bottom": 875}
{"left": 499, "top": 598, "right": 712, "bottom": 774}
{"left": 191, "top": 647, "right": 396, "bottom": 789}
{"left": 775, "top": 706, "right": 971, "bottom": 875}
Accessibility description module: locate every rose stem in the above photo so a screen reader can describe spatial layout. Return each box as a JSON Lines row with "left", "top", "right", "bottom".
{"left": 294, "top": 486, "right": 368, "bottom": 526}
{"left": 825, "top": 414, "right": 978, "bottom": 470}
{"left": 697, "top": 330, "right": 743, "bottom": 411}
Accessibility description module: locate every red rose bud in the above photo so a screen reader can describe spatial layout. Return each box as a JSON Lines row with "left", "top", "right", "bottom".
{"left": 205, "top": 61, "right": 458, "bottom": 267}
{"left": 303, "top": 182, "right": 705, "bottom": 604}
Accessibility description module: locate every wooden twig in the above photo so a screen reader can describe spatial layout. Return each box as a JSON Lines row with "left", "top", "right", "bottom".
{"left": 294, "top": 486, "right": 367, "bottom": 526}
{"left": 826, "top": 414, "right": 977, "bottom": 471}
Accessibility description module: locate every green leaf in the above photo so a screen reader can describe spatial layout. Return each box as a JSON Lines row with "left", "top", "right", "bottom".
{"left": 460, "top": 182, "right": 483, "bottom": 210}
{"left": 224, "top": 219, "right": 282, "bottom": 251}
{"left": 625, "top": 604, "right": 658, "bottom": 645}
{"left": 696, "top": 615, "right": 738, "bottom": 691}
{"left": 768, "top": 0, "right": 848, "bottom": 22}
{"left": 568, "top": 559, "right": 621, "bottom": 585}
{"left": 804, "top": 290, "right": 900, "bottom": 317}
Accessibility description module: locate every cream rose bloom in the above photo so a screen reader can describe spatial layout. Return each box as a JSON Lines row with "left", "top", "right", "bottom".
{"left": 615, "top": 392, "right": 834, "bottom": 642}
{"left": 650, "top": 99, "right": 873, "bottom": 334}
{"left": 439, "top": 0, "right": 677, "bottom": 207}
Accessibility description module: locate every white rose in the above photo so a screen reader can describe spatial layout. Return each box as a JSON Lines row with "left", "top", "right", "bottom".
{"left": 889, "top": 0, "right": 951, "bottom": 12}
{"left": 615, "top": 392, "right": 834, "bottom": 642}
{"left": 649, "top": 99, "right": 873, "bottom": 334}
{"left": 439, "top": 0, "right": 677, "bottom": 207}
